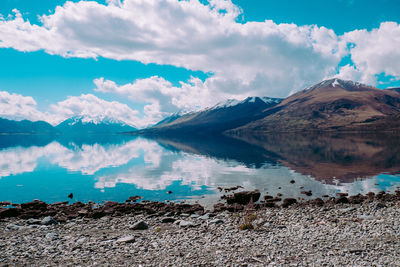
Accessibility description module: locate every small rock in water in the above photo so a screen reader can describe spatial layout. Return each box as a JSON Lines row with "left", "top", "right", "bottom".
{"left": 116, "top": 235, "right": 135, "bottom": 243}
{"left": 167, "top": 191, "right": 173, "bottom": 194}
{"left": 130, "top": 220, "right": 148, "bottom": 230}
{"left": 41, "top": 216, "right": 58, "bottom": 226}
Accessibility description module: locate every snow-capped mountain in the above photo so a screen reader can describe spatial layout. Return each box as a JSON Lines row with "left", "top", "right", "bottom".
{"left": 208, "top": 96, "right": 281, "bottom": 110}
{"left": 141, "top": 96, "right": 282, "bottom": 135}
{"left": 56, "top": 116, "right": 137, "bottom": 134}
{"left": 231, "top": 79, "right": 400, "bottom": 133}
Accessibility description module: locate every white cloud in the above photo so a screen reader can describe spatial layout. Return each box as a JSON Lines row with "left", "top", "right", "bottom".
{"left": 1, "top": 0, "right": 399, "bottom": 123}
{"left": 0, "top": 91, "right": 47, "bottom": 122}
{"left": 0, "top": 0, "right": 346, "bottom": 100}
{"left": 342, "top": 22, "right": 400, "bottom": 85}
{"left": 94, "top": 76, "right": 223, "bottom": 116}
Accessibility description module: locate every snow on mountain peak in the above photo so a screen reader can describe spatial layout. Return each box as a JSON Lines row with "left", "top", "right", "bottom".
{"left": 302, "top": 78, "right": 371, "bottom": 93}
{"left": 67, "top": 115, "right": 130, "bottom": 126}
{"left": 208, "top": 97, "right": 281, "bottom": 111}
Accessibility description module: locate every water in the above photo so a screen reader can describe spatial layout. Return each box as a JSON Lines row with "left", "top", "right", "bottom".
{"left": 1, "top": 133, "right": 400, "bottom": 206}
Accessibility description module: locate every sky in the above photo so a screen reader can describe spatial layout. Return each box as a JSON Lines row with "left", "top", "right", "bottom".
{"left": 0, "top": 0, "right": 400, "bottom": 128}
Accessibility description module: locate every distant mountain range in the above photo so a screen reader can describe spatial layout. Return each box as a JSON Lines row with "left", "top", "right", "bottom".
{"left": 2, "top": 79, "right": 400, "bottom": 135}
{"left": 55, "top": 116, "right": 137, "bottom": 134}
{"left": 138, "top": 96, "right": 282, "bottom": 135}
{"left": 0, "top": 118, "right": 58, "bottom": 134}
{"left": 0, "top": 116, "right": 137, "bottom": 134}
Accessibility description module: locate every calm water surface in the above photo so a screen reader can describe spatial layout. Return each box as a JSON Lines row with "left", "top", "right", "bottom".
{"left": 1, "top": 133, "right": 400, "bottom": 206}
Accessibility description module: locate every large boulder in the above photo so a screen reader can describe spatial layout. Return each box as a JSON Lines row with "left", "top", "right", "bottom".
{"left": 225, "top": 190, "right": 261, "bottom": 205}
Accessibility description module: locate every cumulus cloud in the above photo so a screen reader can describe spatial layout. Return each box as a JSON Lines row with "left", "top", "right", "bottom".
{"left": 0, "top": 91, "right": 48, "bottom": 122}
{"left": 94, "top": 76, "right": 224, "bottom": 117}
{"left": 342, "top": 22, "right": 400, "bottom": 85}
{"left": 1, "top": 0, "right": 399, "bottom": 123}
{"left": 0, "top": 0, "right": 346, "bottom": 100}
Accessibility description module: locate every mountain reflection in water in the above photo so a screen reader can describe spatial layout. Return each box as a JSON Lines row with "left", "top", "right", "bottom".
{"left": 0, "top": 133, "right": 400, "bottom": 204}
{"left": 227, "top": 133, "right": 400, "bottom": 184}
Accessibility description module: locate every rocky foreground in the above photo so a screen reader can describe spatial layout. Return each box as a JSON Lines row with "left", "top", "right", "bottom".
{"left": 1, "top": 192, "right": 400, "bottom": 266}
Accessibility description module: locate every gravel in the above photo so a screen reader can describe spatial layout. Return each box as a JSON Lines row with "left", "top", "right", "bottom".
{"left": 1, "top": 200, "right": 400, "bottom": 266}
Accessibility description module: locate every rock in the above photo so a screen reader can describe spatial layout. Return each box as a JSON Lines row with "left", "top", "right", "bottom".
{"left": 130, "top": 220, "right": 148, "bottom": 230}
{"left": 190, "top": 214, "right": 200, "bottom": 218}
{"left": 46, "top": 233, "right": 58, "bottom": 240}
{"left": 77, "top": 209, "right": 88, "bottom": 216}
{"left": 282, "top": 198, "right": 297, "bottom": 208}
{"left": 213, "top": 203, "right": 226, "bottom": 212}
{"left": 0, "top": 208, "right": 19, "bottom": 218}
{"left": 6, "top": 224, "right": 25, "bottom": 230}
{"left": 116, "top": 235, "right": 135, "bottom": 243}
{"left": 76, "top": 237, "right": 86, "bottom": 244}
{"left": 41, "top": 216, "right": 58, "bottom": 225}
{"left": 91, "top": 210, "right": 106, "bottom": 219}
{"left": 335, "top": 197, "right": 349, "bottom": 204}
{"left": 179, "top": 220, "right": 196, "bottom": 228}
{"left": 375, "top": 202, "right": 387, "bottom": 210}
{"left": 53, "top": 201, "right": 69, "bottom": 205}
{"left": 161, "top": 217, "right": 176, "bottom": 223}
{"left": 27, "top": 218, "right": 41, "bottom": 225}
{"left": 198, "top": 214, "right": 210, "bottom": 220}
{"left": 310, "top": 198, "right": 324, "bottom": 207}
{"left": 210, "top": 219, "right": 224, "bottom": 224}
{"left": 300, "top": 190, "right": 313, "bottom": 196}
{"left": 225, "top": 190, "right": 261, "bottom": 205}
{"left": 290, "top": 180, "right": 295, "bottom": 184}
{"left": 340, "top": 207, "right": 356, "bottom": 213}
{"left": 21, "top": 200, "right": 47, "bottom": 210}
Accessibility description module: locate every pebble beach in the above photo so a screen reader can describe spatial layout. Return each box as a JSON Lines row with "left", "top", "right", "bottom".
{"left": 1, "top": 194, "right": 400, "bottom": 266}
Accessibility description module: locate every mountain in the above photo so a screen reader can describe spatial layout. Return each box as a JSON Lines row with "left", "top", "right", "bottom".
{"left": 229, "top": 79, "right": 400, "bottom": 134}
{"left": 138, "top": 96, "right": 282, "bottom": 136}
{"left": 0, "top": 117, "right": 58, "bottom": 134}
{"left": 56, "top": 116, "right": 137, "bottom": 134}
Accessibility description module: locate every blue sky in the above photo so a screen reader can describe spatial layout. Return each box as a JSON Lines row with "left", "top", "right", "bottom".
{"left": 0, "top": 0, "right": 400, "bottom": 127}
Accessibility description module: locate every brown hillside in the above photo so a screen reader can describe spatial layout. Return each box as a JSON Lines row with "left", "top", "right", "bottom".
{"left": 229, "top": 79, "right": 400, "bottom": 133}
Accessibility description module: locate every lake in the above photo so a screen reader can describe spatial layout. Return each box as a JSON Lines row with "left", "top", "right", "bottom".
{"left": 1, "top": 133, "right": 400, "bottom": 206}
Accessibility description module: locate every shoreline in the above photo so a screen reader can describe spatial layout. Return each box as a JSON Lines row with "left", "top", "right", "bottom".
{"left": 1, "top": 189, "right": 400, "bottom": 222}
{"left": 1, "top": 193, "right": 400, "bottom": 265}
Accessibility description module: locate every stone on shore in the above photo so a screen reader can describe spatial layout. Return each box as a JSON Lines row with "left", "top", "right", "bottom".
{"left": 130, "top": 220, "right": 148, "bottom": 230}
